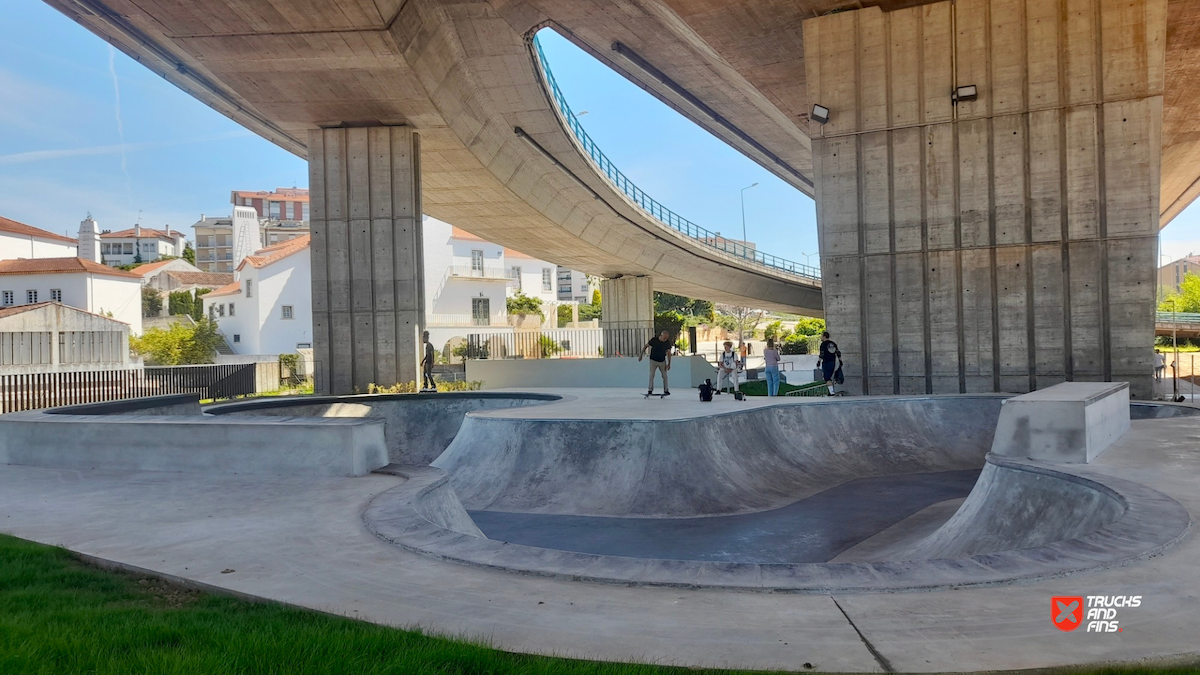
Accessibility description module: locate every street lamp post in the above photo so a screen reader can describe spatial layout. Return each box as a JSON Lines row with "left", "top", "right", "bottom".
{"left": 740, "top": 182, "right": 758, "bottom": 256}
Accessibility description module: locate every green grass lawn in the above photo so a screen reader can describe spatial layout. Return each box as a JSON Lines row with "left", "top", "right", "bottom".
{"left": 0, "top": 533, "right": 1196, "bottom": 675}
{"left": 738, "top": 379, "right": 825, "bottom": 397}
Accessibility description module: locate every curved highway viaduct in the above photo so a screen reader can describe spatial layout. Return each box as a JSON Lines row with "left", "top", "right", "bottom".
{"left": 44, "top": 0, "right": 1196, "bottom": 396}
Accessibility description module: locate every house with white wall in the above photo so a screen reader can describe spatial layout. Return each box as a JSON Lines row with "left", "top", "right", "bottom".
{"left": 0, "top": 302, "right": 132, "bottom": 374}
{"left": 0, "top": 258, "right": 142, "bottom": 334}
{"left": 0, "top": 216, "right": 78, "bottom": 261}
{"left": 202, "top": 235, "right": 311, "bottom": 355}
{"left": 100, "top": 225, "right": 188, "bottom": 267}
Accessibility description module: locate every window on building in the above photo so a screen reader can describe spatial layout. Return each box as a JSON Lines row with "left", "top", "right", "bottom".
{"left": 26, "top": 290, "right": 37, "bottom": 304}
{"left": 245, "top": 279, "right": 253, "bottom": 298}
{"left": 233, "top": 334, "right": 241, "bottom": 343}
{"left": 281, "top": 305, "right": 294, "bottom": 320}
{"left": 297, "top": 342, "right": 312, "bottom": 349}
{"left": 1, "top": 291, "right": 12, "bottom": 306}
{"left": 218, "top": 304, "right": 225, "bottom": 317}
{"left": 471, "top": 250, "right": 484, "bottom": 275}
{"left": 101, "top": 243, "right": 110, "bottom": 255}
{"left": 510, "top": 266, "right": 521, "bottom": 291}
{"left": 123, "top": 243, "right": 133, "bottom": 254}
{"left": 50, "top": 289, "right": 62, "bottom": 302}
{"left": 270, "top": 202, "right": 281, "bottom": 219}
{"left": 302, "top": 203, "right": 310, "bottom": 221}
{"left": 471, "top": 298, "right": 490, "bottom": 326}
{"left": 228, "top": 303, "right": 235, "bottom": 317}
{"left": 542, "top": 268, "right": 553, "bottom": 292}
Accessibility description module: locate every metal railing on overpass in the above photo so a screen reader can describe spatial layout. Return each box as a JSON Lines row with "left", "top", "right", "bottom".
{"left": 1156, "top": 311, "right": 1200, "bottom": 324}
{"left": 532, "top": 36, "right": 821, "bottom": 285}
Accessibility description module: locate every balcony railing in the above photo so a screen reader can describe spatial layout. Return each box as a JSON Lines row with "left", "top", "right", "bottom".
{"left": 427, "top": 313, "right": 509, "bottom": 327}
{"left": 1156, "top": 311, "right": 1200, "bottom": 325}
{"left": 532, "top": 35, "right": 821, "bottom": 284}
{"left": 448, "top": 265, "right": 512, "bottom": 281}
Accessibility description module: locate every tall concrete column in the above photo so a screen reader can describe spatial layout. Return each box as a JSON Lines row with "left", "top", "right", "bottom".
{"left": 600, "top": 276, "right": 654, "bottom": 356}
{"left": 803, "top": 0, "right": 1164, "bottom": 399}
{"left": 309, "top": 126, "right": 424, "bottom": 394}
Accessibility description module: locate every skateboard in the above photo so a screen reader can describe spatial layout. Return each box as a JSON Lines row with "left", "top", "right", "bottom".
{"left": 643, "top": 392, "right": 670, "bottom": 399}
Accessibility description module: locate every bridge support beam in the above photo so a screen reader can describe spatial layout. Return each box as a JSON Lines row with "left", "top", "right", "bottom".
{"left": 308, "top": 126, "right": 424, "bottom": 394}
{"left": 803, "top": 0, "right": 1164, "bottom": 399}
{"left": 600, "top": 276, "right": 654, "bottom": 357}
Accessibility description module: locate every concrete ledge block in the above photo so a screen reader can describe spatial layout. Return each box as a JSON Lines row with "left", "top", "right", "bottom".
{"left": 990, "top": 381, "right": 1131, "bottom": 463}
{"left": 0, "top": 414, "right": 388, "bottom": 477}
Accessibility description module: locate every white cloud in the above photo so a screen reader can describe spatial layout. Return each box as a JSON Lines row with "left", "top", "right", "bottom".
{"left": 0, "top": 131, "right": 252, "bottom": 166}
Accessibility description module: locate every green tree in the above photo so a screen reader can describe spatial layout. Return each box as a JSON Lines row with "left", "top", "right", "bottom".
{"left": 182, "top": 242, "right": 196, "bottom": 265}
{"left": 130, "top": 318, "right": 221, "bottom": 365}
{"left": 506, "top": 292, "right": 544, "bottom": 319}
{"left": 764, "top": 320, "right": 792, "bottom": 342}
{"left": 781, "top": 333, "right": 810, "bottom": 355}
{"left": 141, "top": 286, "right": 162, "bottom": 317}
{"left": 192, "top": 288, "right": 212, "bottom": 321}
{"left": 557, "top": 303, "right": 574, "bottom": 328}
{"left": 168, "top": 290, "right": 194, "bottom": 317}
{"left": 1160, "top": 272, "right": 1200, "bottom": 313}
{"left": 793, "top": 317, "right": 826, "bottom": 336}
{"left": 653, "top": 311, "right": 685, "bottom": 340}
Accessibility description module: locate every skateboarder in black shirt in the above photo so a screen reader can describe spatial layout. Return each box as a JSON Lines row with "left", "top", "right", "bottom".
{"left": 639, "top": 330, "right": 673, "bottom": 396}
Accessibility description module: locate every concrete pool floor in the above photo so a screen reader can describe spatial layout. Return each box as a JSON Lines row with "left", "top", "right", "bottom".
{"left": 0, "top": 391, "right": 1198, "bottom": 673}
{"left": 469, "top": 470, "right": 981, "bottom": 563}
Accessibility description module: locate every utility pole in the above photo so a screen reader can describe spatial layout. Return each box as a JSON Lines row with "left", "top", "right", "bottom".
{"left": 740, "top": 183, "right": 758, "bottom": 256}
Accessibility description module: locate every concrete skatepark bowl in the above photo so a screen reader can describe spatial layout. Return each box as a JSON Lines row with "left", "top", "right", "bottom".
{"left": 2, "top": 389, "right": 1200, "bottom": 671}
{"left": 196, "top": 391, "right": 1190, "bottom": 593}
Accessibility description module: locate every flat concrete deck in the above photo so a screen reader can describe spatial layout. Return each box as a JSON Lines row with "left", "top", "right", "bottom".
{"left": 0, "top": 394, "right": 1197, "bottom": 672}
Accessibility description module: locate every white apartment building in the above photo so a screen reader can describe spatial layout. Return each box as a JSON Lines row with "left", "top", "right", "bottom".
{"left": 0, "top": 257, "right": 142, "bottom": 334}
{"left": 99, "top": 225, "right": 188, "bottom": 267}
{"left": 202, "top": 235, "right": 312, "bottom": 355}
{"left": 0, "top": 216, "right": 78, "bottom": 260}
{"left": 556, "top": 266, "right": 598, "bottom": 304}
{"left": 423, "top": 217, "right": 560, "bottom": 354}
{"left": 192, "top": 211, "right": 308, "bottom": 273}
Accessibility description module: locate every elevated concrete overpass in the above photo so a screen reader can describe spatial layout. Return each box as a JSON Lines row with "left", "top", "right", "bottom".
{"left": 43, "top": 0, "right": 1198, "bottom": 396}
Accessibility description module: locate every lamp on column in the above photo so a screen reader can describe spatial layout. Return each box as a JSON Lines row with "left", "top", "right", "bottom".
{"left": 810, "top": 104, "right": 830, "bottom": 124}
{"left": 952, "top": 85, "right": 978, "bottom": 103}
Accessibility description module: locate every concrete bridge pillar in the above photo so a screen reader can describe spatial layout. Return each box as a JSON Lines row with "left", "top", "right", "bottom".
{"left": 803, "top": 0, "right": 1165, "bottom": 399}
{"left": 600, "top": 276, "right": 654, "bottom": 357}
{"left": 308, "top": 126, "right": 424, "bottom": 394}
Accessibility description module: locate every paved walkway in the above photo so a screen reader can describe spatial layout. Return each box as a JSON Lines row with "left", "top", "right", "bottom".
{"left": 0, "top": 414, "right": 1198, "bottom": 672}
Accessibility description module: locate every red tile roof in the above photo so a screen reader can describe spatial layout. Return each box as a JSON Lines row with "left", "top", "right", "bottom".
{"left": 0, "top": 257, "right": 141, "bottom": 279}
{"left": 450, "top": 226, "right": 486, "bottom": 242}
{"left": 130, "top": 258, "right": 184, "bottom": 276}
{"left": 165, "top": 271, "right": 234, "bottom": 287}
{"left": 100, "top": 227, "right": 184, "bottom": 241}
{"left": 0, "top": 300, "right": 130, "bottom": 325}
{"left": 205, "top": 281, "right": 242, "bottom": 298}
{"left": 0, "top": 216, "right": 77, "bottom": 245}
{"left": 237, "top": 234, "right": 310, "bottom": 271}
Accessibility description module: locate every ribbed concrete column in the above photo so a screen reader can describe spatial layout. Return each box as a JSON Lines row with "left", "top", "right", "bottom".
{"left": 309, "top": 126, "right": 424, "bottom": 394}
{"left": 804, "top": 0, "right": 1164, "bottom": 399}
{"left": 600, "top": 276, "right": 654, "bottom": 357}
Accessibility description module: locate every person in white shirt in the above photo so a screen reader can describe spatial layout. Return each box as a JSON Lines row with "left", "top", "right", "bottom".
{"left": 717, "top": 340, "right": 740, "bottom": 394}
{"left": 1155, "top": 349, "right": 1166, "bottom": 381}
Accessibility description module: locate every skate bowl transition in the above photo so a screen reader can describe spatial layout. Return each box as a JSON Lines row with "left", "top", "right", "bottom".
{"left": 363, "top": 396, "right": 1194, "bottom": 593}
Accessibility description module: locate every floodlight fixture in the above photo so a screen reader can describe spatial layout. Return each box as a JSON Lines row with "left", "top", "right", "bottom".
{"left": 810, "top": 104, "right": 830, "bottom": 124}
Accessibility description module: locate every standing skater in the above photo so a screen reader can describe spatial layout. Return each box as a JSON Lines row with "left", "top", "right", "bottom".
{"left": 763, "top": 337, "right": 782, "bottom": 396}
{"left": 818, "top": 331, "right": 841, "bottom": 396}
{"left": 1155, "top": 349, "right": 1166, "bottom": 381}
{"left": 717, "top": 341, "right": 740, "bottom": 394}
{"left": 639, "top": 329, "right": 673, "bottom": 396}
{"left": 420, "top": 331, "right": 436, "bottom": 391}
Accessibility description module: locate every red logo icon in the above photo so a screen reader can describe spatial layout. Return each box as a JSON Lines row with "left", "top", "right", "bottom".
{"left": 1053, "top": 596, "right": 1084, "bottom": 632}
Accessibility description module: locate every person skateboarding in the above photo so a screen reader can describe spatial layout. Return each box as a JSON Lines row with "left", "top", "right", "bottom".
{"left": 420, "top": 331, "right": 436, "bottom": 391}
{"left": 639, "top": 329, "right": 673, "bottom": 396}
{"left": 818, "top": 331, "right": 841, "bottom": 396}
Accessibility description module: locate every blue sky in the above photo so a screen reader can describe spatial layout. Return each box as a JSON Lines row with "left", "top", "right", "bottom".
{"left": 0, "top": 0, "right": 1196, "bottom": 266}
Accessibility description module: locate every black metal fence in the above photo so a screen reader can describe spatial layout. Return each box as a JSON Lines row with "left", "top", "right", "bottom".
{"left": 0, "top": 363, "right": 259, "bottom": 414}
{"left": 463, "top": 328, "right": 653, "bottom": 360}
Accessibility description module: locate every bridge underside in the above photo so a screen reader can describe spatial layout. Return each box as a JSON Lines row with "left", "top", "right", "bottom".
{"left": 43, "top": 0, "right": 1199, "bottom": 394}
